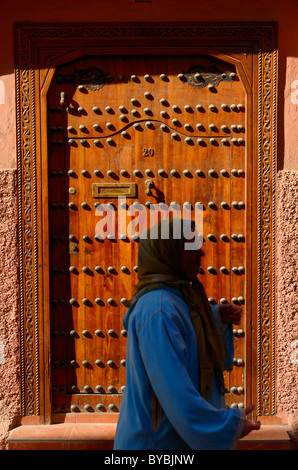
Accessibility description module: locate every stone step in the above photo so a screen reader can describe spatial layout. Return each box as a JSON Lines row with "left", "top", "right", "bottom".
{"left": 7, "top": 423, "right": 291, "bottom": 451}
{"left": 7, "top": 423, "right": 116, "bottom": 450}
{"left": 237, "top": 425, "right": 291, "bottom": 450}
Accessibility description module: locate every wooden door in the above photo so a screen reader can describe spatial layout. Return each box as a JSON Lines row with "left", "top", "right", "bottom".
{"left": 47, "top": 54, "right": 249, "bottom": 420}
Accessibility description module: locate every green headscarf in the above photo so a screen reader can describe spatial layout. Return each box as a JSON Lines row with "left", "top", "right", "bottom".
{"left": 127, "top": 218, "right": 226, "bottom": 402}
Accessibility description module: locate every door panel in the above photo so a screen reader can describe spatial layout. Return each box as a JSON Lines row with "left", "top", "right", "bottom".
{"left": 47, "top": 54, "right": 248, "bottom": 418}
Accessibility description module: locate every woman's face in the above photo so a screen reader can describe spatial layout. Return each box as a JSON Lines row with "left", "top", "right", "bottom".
{"left": 181, "top": 247, "right": 205, "bottom": 279}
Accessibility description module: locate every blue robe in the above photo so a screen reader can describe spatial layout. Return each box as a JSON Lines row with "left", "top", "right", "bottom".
{"left": 114, "top": 287, "right": 246, "bottom": 450}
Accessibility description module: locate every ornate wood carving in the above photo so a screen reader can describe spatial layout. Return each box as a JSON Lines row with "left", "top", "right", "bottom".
{"left": 184, "top": 64, "right": 236, "bottom": 89}
{"left": 56, "top": 68, "right": 113, "bottom": 90}
{"left": 14, "top": 22, "right": 277, "bottom": 421}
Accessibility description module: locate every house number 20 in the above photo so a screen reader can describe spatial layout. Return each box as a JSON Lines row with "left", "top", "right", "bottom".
{"left": 142, "top": 147, "right": 155, "bottom": 157}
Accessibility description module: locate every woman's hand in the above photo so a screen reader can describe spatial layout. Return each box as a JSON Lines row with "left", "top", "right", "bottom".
{"left": 219, "top": 304, "right": 242, "bottom": 325}
{"left": 241, "top": 404, "right": 261, "bottom": 438}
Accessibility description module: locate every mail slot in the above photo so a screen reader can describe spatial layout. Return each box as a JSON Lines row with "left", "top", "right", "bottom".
{"left": 92, "top": 182, "right": 137, "bottom": 198}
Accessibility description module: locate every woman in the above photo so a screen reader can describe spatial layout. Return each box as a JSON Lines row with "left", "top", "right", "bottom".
{"left": 114, "top": 219, "right": 260, "bottom": 450}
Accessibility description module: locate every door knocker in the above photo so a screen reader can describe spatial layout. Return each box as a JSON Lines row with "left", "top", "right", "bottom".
{"left": 145, "top": 179, "right": 154, "bottom": 196}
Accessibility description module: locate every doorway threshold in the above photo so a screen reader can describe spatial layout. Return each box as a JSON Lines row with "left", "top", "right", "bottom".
{"left": 7, "top": 423, "right": 291, "bottom": 450}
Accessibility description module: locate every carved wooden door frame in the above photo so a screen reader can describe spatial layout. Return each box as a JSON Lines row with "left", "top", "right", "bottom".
{"left": 15, "top": 22, "right": 277, "bottom": 424}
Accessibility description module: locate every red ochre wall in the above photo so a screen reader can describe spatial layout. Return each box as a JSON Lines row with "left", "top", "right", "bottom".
{"left": 0, "top": 0, "right": 297, "bottom": 449}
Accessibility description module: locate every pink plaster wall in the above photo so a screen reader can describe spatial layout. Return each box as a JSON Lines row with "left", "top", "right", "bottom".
{"left": 0, "top": 169, "right": 20, "bottom": 449}
{"left": 276, "top": 171, "right": 298, "bottom": 417}
{"left": 0, "top": 75, "right": 15, "bottom": 169}
{"left": 285, "top": 57, "right": 298, "bottom": 169}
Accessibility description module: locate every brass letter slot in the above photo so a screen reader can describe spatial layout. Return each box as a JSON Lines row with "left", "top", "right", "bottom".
{"left": 92, "top": 182, "right": 137, "bottom": 198}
